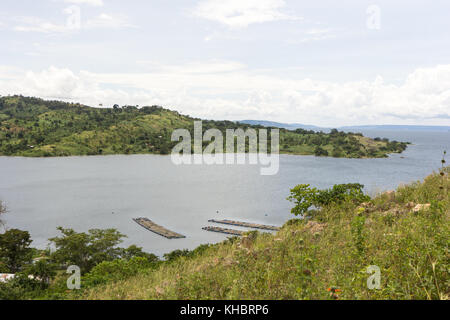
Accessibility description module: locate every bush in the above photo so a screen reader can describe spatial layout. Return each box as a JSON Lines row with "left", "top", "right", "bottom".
{"left": 287, "top": 183, "right": 370, "bottom": 217}
{"left": 24, "top": 260, "right": 58, "bottom": 288}
{"left": 282, "top": 218, "right": 304, "bottom": 228}
{"left": 164, "top": 249, "right": 192, "bottom": 262}
{"left": 314, "top": 146, "right": 329, "bottom": 157}
{"left": 0, "top": 274, "right": 43, "bottom": 300}
{"left": 83, "top": 257, "right": 157, "bottom": 287}
{"left": 119, "top": 245, "right": 159, "bottom": 263}
{"left": 314, "top": 183, "right": 370, "bottom": 206}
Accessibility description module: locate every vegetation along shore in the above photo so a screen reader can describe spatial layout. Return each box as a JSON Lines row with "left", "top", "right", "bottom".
{"left": 0, "top": 96, "right": 408, "bottom": 158}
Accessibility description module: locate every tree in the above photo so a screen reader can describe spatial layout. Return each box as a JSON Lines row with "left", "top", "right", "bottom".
{"left": 0, "top": 229, "right": 33, "bottom": 273}
{"left": 24, "top": 260, "right": 57, "bottom": 288}
{"left": 287, "top": 184, "right": 370, "bottom": 217}
{"left": 159, "top": 144, "right": 170, "bottom": 155}
{"left": 330, "top": 128, "right": 339, "bottom": 135}
{"left": 120, "top": 245, "right": 159, "bottom": 263}
{"left": 286, "top": 184, "right": 319, "bottom": 217}
{"left": 332, "top": 147, "right": 344, "bottom": 158}
{"left": 49, "top": 228, "right": 158, "bottom": 274}
{"left": 313, "top": 183, "right": 370, "bottom": 206}
{"left": 314, "top": 146, "right": 329, "bottom": 157}
{"left": 163, "top": 249, "right": 191, "bottom": 262}
{"left": 49, "top": 227, "right": 126, "bottom": 273}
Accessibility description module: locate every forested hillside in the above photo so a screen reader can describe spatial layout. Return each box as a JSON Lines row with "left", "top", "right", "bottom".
{"left": 0, "top": 96, "right": 408, "bottom": 158}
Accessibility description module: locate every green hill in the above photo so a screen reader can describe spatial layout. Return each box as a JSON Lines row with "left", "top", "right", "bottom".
{"left": 0, "top": 95, "right": 408, "bottom": 158}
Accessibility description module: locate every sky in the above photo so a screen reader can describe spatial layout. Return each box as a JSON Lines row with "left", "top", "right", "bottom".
{"left": 0, "top": 0, "right": 449, "bottom": 127}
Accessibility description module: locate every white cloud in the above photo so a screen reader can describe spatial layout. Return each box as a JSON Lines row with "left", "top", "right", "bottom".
{"left": 0, "top": 66, "right": 90, "bottom": 100}
{"left": 193, "top": 0, "right": 300, "bottom": 28}
{"left": 12, "top": 12, "right": 133, "bottom": 33}
{"left": 62, "top": 0, "right": 104, "bottom": 6}
{"left": 13, "top": 16, "right": 69, "bottom": 33}
{"left": 85, "top": 13, "right": 135, "bottom": 29}
{"left": 302, "top": 28, "right": 335, "bottom": 42}
{"left": 284, "top": 27, "right": 337, "bottom": 44}
{"left": 0, "top": 64, "right": 449, "bottom": 126}
{"left": 137, "top": 60, "right": 246, "bottom": 74}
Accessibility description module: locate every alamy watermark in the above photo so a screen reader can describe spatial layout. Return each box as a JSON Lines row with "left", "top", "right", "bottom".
{"left": 171, "top": 121, "right": 280, "bottom": 176}
{"left": 367, "top": 265, "right": 381, "bottom": 290}
{"left": 64, "top": 5, "right": 81, "bottom": 30}
{"left": 67, "top": 265, "right": 81, "bottom": 290}
{"left": 366, "top": 5, "right": 381, "bottom": 30}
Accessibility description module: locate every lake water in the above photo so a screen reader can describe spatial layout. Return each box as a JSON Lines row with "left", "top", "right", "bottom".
{"left": 0, "top": 130, "right": 448, "bottom": 256}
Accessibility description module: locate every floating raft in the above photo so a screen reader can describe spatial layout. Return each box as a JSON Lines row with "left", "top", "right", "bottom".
{"left": 208, "top": 219, "right": 280, "bottom": 231}
{"left": 133, "top": 218, "right": 185, "bottom": 239}
{"left": 202, "top": 226, "right": 244, "bottom": 236}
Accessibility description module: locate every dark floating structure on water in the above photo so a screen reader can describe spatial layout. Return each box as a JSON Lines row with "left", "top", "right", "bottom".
{"left": 202, "top": 226, "right": 244, "bottom": 236}
{"left": 133, "top": 218, "right": 185, "bottom": 239}
{"left": 208, "top": 219, "right": 280, "bottom": 231}
{"left": 203, "top": 219, "right": 281, "bottom": 236}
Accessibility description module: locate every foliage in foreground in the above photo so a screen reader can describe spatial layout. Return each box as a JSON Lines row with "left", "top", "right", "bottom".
{"left": 2, "top": 168, "right": 448, "bottom": 300}
{"left": 0, "top": 227, "right": 159, "bottom": 299}
{"left": 76, "top": 167, "right": 449, "bottom": 300}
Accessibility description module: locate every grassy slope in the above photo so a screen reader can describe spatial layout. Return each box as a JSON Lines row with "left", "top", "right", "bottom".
{"left": 79, "top": 168, "right": 449, "bottom": 300}
{"left": 0, "top": 96, "right": 408, "bottom": 158}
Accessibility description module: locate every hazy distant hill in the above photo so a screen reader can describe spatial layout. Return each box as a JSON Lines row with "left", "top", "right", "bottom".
{"left": 239, "top": 120, "right": 329, "bottom": 132}
{"left": 339, "top": 125, "right": 450, "bottom": 132}
{"left": 241, "top": 121, "right": 450, "bottom": 132}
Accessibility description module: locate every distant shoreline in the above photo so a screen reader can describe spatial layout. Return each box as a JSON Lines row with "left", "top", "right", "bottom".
{"left": 240, "top": 120, "right": 450, "bottom": 133}
{"left": 0, "top": 149, "right": 405, "bottom": 159}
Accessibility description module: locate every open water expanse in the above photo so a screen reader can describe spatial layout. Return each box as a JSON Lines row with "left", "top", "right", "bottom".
{"left": 1, "top": 129, "right": 448, "bottom": 256}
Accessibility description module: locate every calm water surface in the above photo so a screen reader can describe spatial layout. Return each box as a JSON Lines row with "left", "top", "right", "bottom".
{"left": 0, "top": 130, "right": 448, "bottom": 256}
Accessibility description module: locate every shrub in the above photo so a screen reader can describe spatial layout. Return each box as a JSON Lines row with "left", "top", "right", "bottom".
{"left": 287, "top": 183, "right": 370, "bottom": 217}
{"left": 314, "top": 146, "right": 329, "bottom": 157}
{"left": 83, "top": 257, "right": 157, "bottom": 287}
{"left": 24, "top": 260, "right": 58, "bottom": 288}
{"left": 0, "top": 274, "right": 43, "bottom": 300}
{"left": 163, "top": 249, "right": 192, "bottom": 262}
{"left": 351, "top": 215, "right": 366, "bottom": 256}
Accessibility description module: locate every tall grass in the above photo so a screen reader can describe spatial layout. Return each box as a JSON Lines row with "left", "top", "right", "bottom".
{"left": 77, "top": 167, "right": 449, "bottom": 300}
